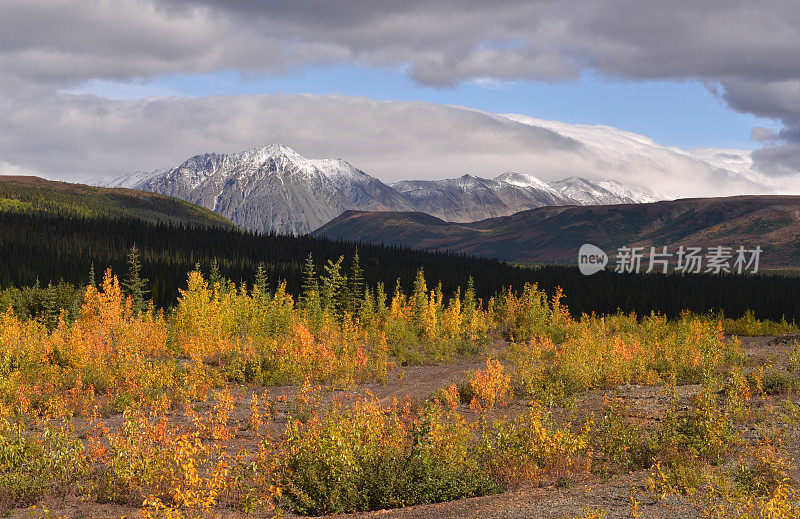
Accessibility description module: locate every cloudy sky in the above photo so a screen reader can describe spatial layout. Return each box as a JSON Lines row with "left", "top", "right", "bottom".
{"left": 2, "top": 0, "right": 799, "bottom": 197}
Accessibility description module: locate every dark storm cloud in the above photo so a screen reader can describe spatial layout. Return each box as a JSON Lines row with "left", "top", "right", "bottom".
{"left": 722, "top": 79, "right": 800, "bottom": 124}
{"left": 752, "top": 142, "right": 800, "bottom": 177}
{"left": 0, "top": 0, "right": 286, "bottom": 91}
{"left": 4, "top": 0, "right": 800, "bottom": 88}
{"left": 2, "top": 0, "right": 800, "bottom": 179}
{"left": 154, "top": 0, "right": 800, "bottom": 85}
{"left": 723, "top": 78, "right": 800, "bottom": 176}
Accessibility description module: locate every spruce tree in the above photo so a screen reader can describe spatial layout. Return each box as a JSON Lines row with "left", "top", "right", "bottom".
{"left": 122, "top": 244, "right": 149, "bottom": 316}
{"left": 42, "top": 281, "right": 59, "bottom": 330}
{"left": 347, "top": 251, "right": 365, "bottom": 315}
{"left": 299, "top": 253, "right": 318, "bottom": 309}
{"left": 300, "top": 255, "right": 324, "bottom": 330}
{"left": 360, "top": 286, "right": 375, "bottom": 323}
{"left": 88, "top": 262, "right": 96, "bottom": 289}
{"left": 208, "top": 258, "right": 222, "bottom": 290}
{"left": 463, "top": 276, "right": 477, "bottom": 323}
{"left": 375, "top": 282, "right": 387, "bottom": 320}
{"left": 320, "top": 256, "right": 345, "bottom": 316}
{"left": 412, "top": 268, "right": 428, "bottom": 326}
{"left": 254, "top": 263, "right": 269, "bottom": 299}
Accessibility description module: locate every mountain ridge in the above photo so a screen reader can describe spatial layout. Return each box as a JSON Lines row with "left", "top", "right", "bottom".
{"left": 0, "top": 175, "right": 236, "bottom": 229}
{"left": 102, "top": 144, "right": 658, "bottom": 234}
{"left": 313, "top": 195, "right": 800, "bottom": 269}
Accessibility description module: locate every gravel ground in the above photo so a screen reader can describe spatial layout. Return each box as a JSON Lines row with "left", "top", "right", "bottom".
{"left": 8, "top": 334, "right": 800, "bottom": 519}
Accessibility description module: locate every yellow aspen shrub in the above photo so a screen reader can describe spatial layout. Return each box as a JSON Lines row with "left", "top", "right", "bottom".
{"left": 103, "top": 392, "right": 235, "bottom": 515}
{"left": 480, "top": 402, "right": 592, "bottom": 488}
{"left": 469, "top": 358, "right": 511, "bottom": 412}
{"left": 422, "top": 290, "right": 439, "bottom": 342}
{"left": 441, "top": 294, "right": 463, "bottom": 342}
{"left": 36, "top": 270, "right": 170, "bottom": 402}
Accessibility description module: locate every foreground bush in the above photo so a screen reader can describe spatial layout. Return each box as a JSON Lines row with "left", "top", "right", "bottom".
{"left": 701, "top": 443, "right": 799, "bottom": 518}
{"left": 509, "top": 313, "right": 740, "bottom": 397}
{"left": 479, "top": 403, "right": 592, "bottom": 488}
{"left": 719, "top": 309, "right": 800, "bottom": 336}
{"left": 0, "top": 270, "right": 171, "bottom": 416}
{"left": 2, "top": 260, "right": 799, "bottom": 517}
{"left": 282, "top": 395, "right": 499, "bottom": 515}
{"left": 0, "top": 416, "right": 88, "bottom": 507}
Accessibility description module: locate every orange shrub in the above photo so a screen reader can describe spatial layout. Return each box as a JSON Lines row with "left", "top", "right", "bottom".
{"left": 479, "top": 402, "right": 592, "bottom": 488}
{"left": 510, "top": 312, "right": 739, "bottom": 396}
{"left": 173, "top": 270, "right": 388, "bottom": 387}
{"left": 0, "top": 269, "right": 171, "bottom": 415}
{"left": 469, "top": 357, "right": 511, "bottom": 412}
{"left": 59, "top": 270, "right": 169, "bottom": 393}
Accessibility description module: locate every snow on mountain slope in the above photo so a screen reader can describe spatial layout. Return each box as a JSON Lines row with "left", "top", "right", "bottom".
{"left": 100, "top": 169, "right": 164, "bottom": 189}
{"left": 549, "top": 176, "right": 656, "bottom": 205}
{"left": 130, "top": 144, "right": 413, "bottom": 235}
{"left": 390, "top": 170, "right": 652, "bottom": 222}
{"left": 392, "top": 174, "right": 551, "bottom": 222}
{"left": 103, "top": 144, "right": 664, "bottom": 234}
{"left": 494, "top": 171, "right": 556, "bottom": 192}
{"left": 594, "top": 179, "right": 659, "bottom": 203}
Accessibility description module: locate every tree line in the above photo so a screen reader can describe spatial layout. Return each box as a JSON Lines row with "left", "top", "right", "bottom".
{"left": 1, "top": 210, "right": 800, "bottom": 322}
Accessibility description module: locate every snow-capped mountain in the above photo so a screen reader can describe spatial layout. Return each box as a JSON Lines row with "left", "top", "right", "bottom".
{"left": 101, "top": 169, "right": 164, "bottom": 189}
{"left": 124, "top": 144, "right": 412, "bottom": 235}
{"left": 595, "top": 179, "right": 660, "bottom": 204}
{"left": 391, "top": 171, "right": 656, "bottom": 222}
{"left": 549, "top": 176, "right": 658, "bottom": 205}
{"left": 497, "top": 171, "right": 658, "bottom": 205}
{"left": 391, "top": 174, "right": 571, "bottom": 222}
{"left": 104, "top": 144, "right": 659, "bottom": 234}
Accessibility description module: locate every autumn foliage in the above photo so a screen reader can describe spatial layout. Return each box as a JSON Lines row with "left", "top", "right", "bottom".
{"left": 0, "top": 261, "right": 798, "bottom": 517}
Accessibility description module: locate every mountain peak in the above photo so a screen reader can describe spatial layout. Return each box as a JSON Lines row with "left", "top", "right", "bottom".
{"left": 99, "top": 145, "right": 660, "bottom": 234}
{"left": 456, "top": 173, "right": 486, "bottom": 185}
{"left": 236, "top": 143, "right": 306, "bottom": 164}
{"left": 494, "top": 171, "right": 552, "bottom": 190}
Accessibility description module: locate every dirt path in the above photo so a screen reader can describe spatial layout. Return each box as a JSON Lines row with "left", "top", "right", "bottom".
{"left": 314, "top": 473, "right": 699, "bottom": 519}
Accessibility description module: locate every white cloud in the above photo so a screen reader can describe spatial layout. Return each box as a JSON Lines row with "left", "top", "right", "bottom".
{"left": 2, "top": 0, "right": 800, "bottom": 179}
{"left": 502, "top": 114, "right": 784, "bottom": 197}
{"left": 1, "top": 92, "right": 793, "bottom": 198}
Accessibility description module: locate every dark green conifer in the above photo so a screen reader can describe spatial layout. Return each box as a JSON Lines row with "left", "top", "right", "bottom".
{"left": 375, "top": 282, "right": 387, "bottom": 320}
{"left": 463, "top": 276, "right": 477, "bottom": 323}
{"left": 42, "top": 281, "right": 59, "bottom": 330}
{"left": 208, "top": 258, "right": 222, "bottom": 290}
{"left": 254, "top": 263, "right": 269, "bottom": 299}
{"left": 320, "top": 256, "right": 345, "bottom": 316}
{"left": 347, "top": 251, "right": 365, "bottom": 315}
{"left": 412, "top": 268, "right": 428, "bottom": 326}
{"left": 299, "top": 253, "right": 318, "bottom": 309}
{"left": 122, "top": 244, "right": 149, "bottom": 316}
{"left": 88, "top": 262, "right": 96, "bottom": 289}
